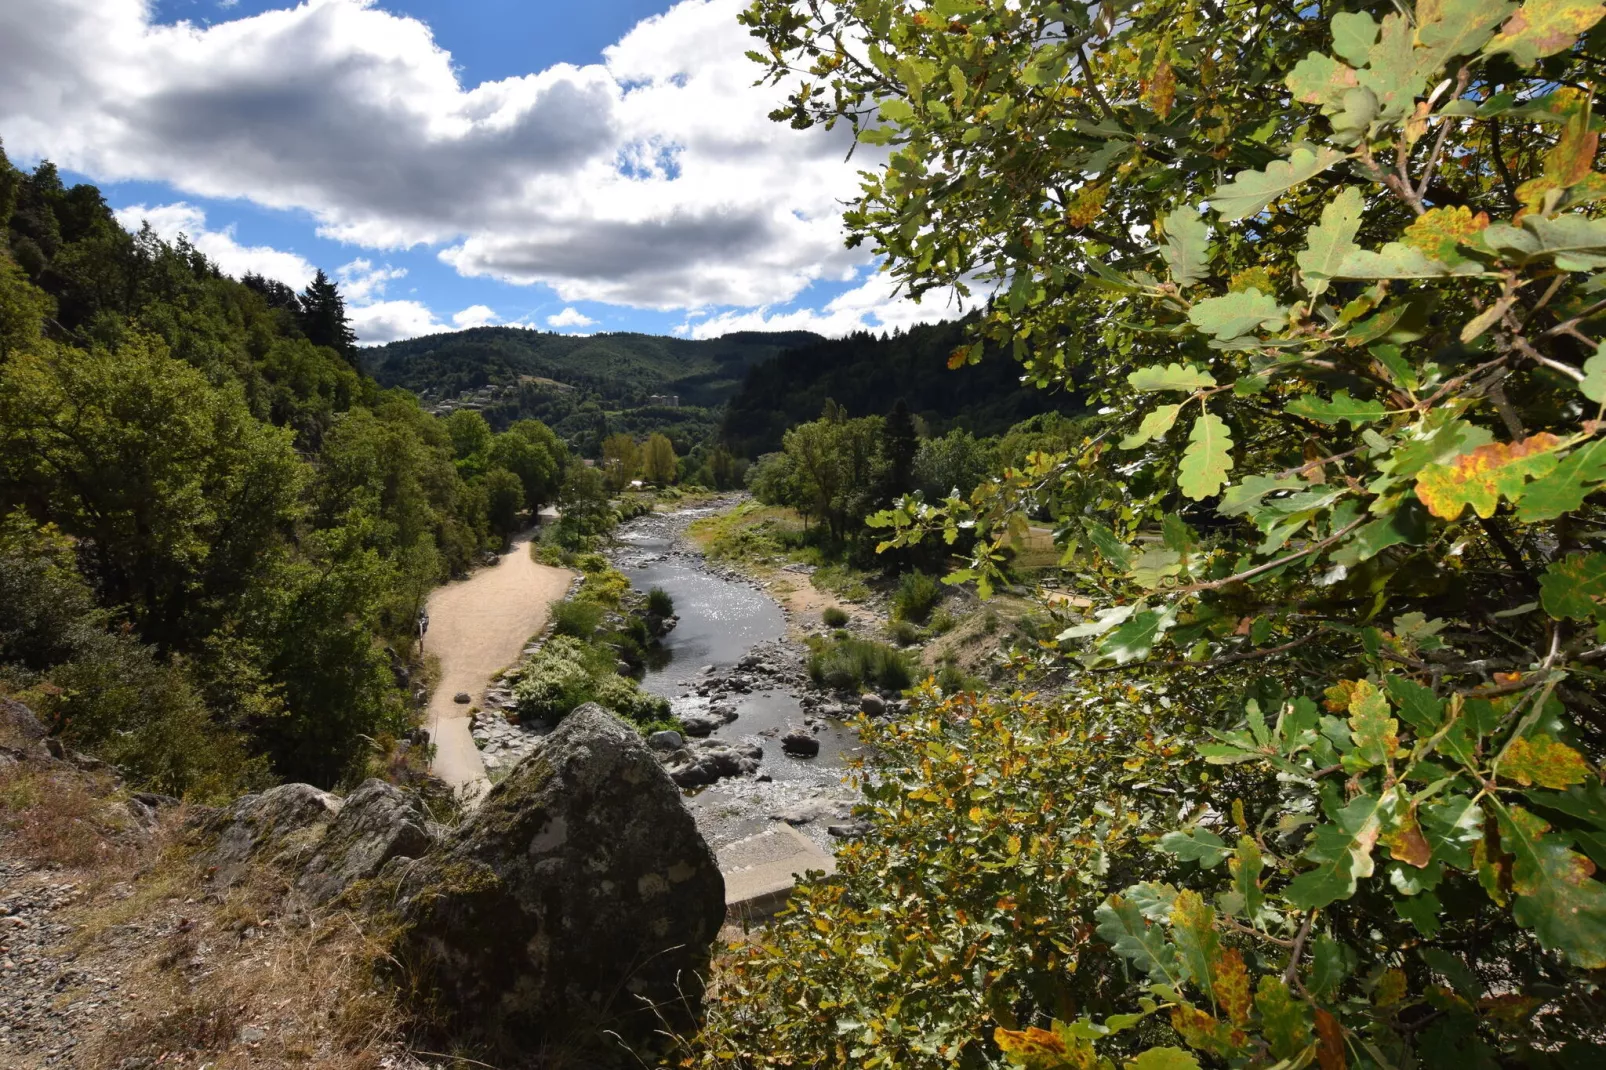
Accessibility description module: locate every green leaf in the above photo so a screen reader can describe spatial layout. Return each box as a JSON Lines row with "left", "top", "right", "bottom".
{"left": 1484, "top": 0, "right": 1606, "bottom": 65}
{"left": 1120, "top": 404, "right": 1183, "bottom": 450}
{"left": 1385, "top": 675, "right": 1444, "bottom": 732}
{"left": 1332, "top": 10, "right": 1381, "bottom": 65}
{"left": 1416, "top": 0, "right": 1519, "bottom": 65}
{"left": 1394, "top": 889, "right": 1443, "bottom": 936}
{"left": 1307, "top": 933, "right": 1351, "bottom": 999}
{"left": 1127, "top": 363, "right": 1216, "bottom": 392}
{"left": 1230, "top": 836, "right": 1265, "bottom": 920}
{"left": 1336, "top": 242, "right": 1457, "bottom": 279}
{"left": 1219, "top": 474, "right": 1305, "bottom": 516}
{"left": 1297, "top": 187, "right": 1364, "bottom": 297}
{"left": 1539, "top": 552, "right": 1606, "bottom": 619}
{"left": 1096, "top": 894, "right": 1184, "bottom": 984}
{"left": 1357, "top": 14, "right": 1431, "bottom": 123}
{"left": 1084, "top": 520, "right": 1134, "bottom": 572}
{"left": 1158, "top": 827, "right": 1230, "bottom": 868}
{"left": 1285, "top": 792, "right": 1386, "bottom": 909}
{"left": 1581, "top": 345, "right": 1606, "bottom": 403}
{"left": 1129, "top": 547, "right": 1184, "bottom": 588}
{"left": 1169, "top": 891, "right": 1221, "bottom": 997}
{"left": 1126, "top": 1049, "right": 1202, "bottom": 1070}
{"left": 1187, "top": 289, "right": 1286, "bottom": 340}
{"left": 1494, "top": 802, "right": 1606, "bottom": 968}
{"left": 1178, "top": 412, "right": 1235, "bottom": 500}
{"left": 1514, "top": 438, "right": 1606, "bottom": 521}
{"left": 1255, "top": 976, "right": 1313, "bottom": 1060}
{"left": 1287, "top": 52, "right": 1359, "bottom": 108}
{"left": 1210, "top": 146, "right": 1347, "bottom": 221}
{"left": 1160, "top": 207, "right": 1211, "bottom": 287}
{"left": 1286, "top": 389, "right": 1386, "bottom": 427}
{"left": 1098, "top": 606, "right": 1176, "bottom": 663}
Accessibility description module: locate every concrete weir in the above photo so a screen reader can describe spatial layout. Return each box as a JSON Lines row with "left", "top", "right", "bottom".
{"left": 717, "top": 825, "right": 837, "bottom": 919}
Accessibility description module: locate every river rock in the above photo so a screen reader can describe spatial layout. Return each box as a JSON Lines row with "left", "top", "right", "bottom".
{"left": 391, "top": 704, "right": 724, "bottom": 1060}
{"left": 781, "top": 731, "right": 821, "bottom": 758}
{"left": 663, "top": 738, "right": 763, "bottom": 787}
{"left": 859, "top": 693, "right": 886, "bottom": 716}
{"left": 453, "top": 692, "right": 472, "bottom": 704}
{"left": 648, "top": 729, "right": 684, "bottom": 751}
{"left": 679, "top": 712, "right": 723, "bottom": 738}
{"left": 297, "top": 779, "right": 434, "bottom": 904}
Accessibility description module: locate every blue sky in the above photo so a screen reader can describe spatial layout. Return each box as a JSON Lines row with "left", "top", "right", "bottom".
{"left": 3, "top": 0, "right": 963, "bottom": 343}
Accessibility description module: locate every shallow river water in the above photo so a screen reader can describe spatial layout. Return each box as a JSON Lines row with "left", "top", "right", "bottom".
{"left": 611, "top": 504, "right": 862, "bottom": 849}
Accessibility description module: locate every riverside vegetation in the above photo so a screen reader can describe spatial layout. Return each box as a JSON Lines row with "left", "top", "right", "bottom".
{"left": 681, "top": 1, "right": 1606, "bottom": 1068}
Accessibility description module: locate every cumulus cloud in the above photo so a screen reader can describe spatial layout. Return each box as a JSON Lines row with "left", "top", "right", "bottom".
{"left": 113, "top": 201, "right": 316, "bottom": 288}
{"left": 336, "top": 258, "right": 408, "bottom": 304}
{"left": 2, "top": 0, "right": 871, "bottom": 312}
{"left": 452, "top": 304, "right": 499, "bottom": 329}
{"left": 546, "top": 307, "right": 596, "bottom": 329}
{"left": 682, "top": 269, "right": 973, "bottom": 340}
{"left": 347, "top": 300, "right": 446, "bottom": 345}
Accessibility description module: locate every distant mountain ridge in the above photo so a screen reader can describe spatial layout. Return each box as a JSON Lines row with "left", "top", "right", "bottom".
{"left": 365, "top": 326, "right": 824, "bottom": 410}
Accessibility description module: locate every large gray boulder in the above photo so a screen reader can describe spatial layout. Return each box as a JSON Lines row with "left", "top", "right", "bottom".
{"left": 392, "top": 704, "right": 725, "bottom": 1061}
{"left": 297, "top": 779, "right": 434, "bottom": 904}
{"left": 191, "top": 783, "right": 343, "bottom": 886}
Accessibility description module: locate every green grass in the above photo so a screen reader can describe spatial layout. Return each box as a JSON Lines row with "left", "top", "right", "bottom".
{"left": 807, "top": 637, "right": 915, "bottom": 693}
{"left": 892, "top": 571, "right": 943, "bottom": 623}
{"left": 822, "top": 606, "right": 849, "bottom": 628}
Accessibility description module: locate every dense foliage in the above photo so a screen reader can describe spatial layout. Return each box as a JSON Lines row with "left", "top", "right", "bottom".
{"left": 703, "top": 0, "right": 1606, "bottom": 1066}
{"left": 721, "top": 317, "right": 1062, "bottom": 456}
{"left": 0, "top": 144, "right": 565, "bottom": 791}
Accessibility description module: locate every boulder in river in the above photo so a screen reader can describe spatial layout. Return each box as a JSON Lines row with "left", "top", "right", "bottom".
{"left": 663, "top": 738, "right": 763, "bottom": 787}
{"left": 859, "top": 693, "right": 886, "bottom": 716}
{"left": 390, "top": 704, "right": 724, "bottom": 1061}
{"left": 781, "top": 731, "right": 821, "bottom": 758}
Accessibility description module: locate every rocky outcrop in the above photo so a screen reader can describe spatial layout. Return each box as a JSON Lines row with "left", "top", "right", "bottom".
{"left": 297, "top": 779, "right": 433, "bottom": 904}
{"left": 191, "top": 783, "right": 345, "bottom": 886}
{"left": 390, "top": 704, "right": 725, "bottom": 1061}
{"left": 662, "top": 738, "right": 763, "bottom": 787}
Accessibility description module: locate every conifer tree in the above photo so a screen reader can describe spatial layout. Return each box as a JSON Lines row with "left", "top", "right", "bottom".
{"left": 298, "top": 269, "right": 358, "bottom": 364}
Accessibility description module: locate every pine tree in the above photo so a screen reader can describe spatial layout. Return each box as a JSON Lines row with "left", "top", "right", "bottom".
{"left": 298, "top": 269, "right": 358, "bottom": 364}
{"left": 881, "top": 398, "right": 918, "bottom": 500}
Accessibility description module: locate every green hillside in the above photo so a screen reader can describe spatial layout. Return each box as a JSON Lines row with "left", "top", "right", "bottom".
{"left": 365, "top": 326, "right": 823, "bottom": 455}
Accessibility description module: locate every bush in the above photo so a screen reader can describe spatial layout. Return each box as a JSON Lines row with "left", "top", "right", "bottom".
{"left": 807, "top": 638, "right": 913, "bottom": 693}
{"left": 927, "top": 608, "right": 957, "bottom": 635}
{"left": 551, "top": 599, "right": 603, "bottom": 639}
{"left": 885, "top": 619, "right": 922, "bottom": 647}
{"left": 821, "top": 606, "right": 849, "bottom": 628}
{"left": 891, "top": 570, "right": 942, "bottom": 624}
{"left": 510, "top": 634, "right": 669, "bottom": 728}
{"left": 645, "top": 587, "right": 674, "bottom": 617}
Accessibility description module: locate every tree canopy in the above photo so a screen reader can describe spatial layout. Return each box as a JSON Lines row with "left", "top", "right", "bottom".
{"left": 702, "top": 1, "right": 1606, "bottom": 1066}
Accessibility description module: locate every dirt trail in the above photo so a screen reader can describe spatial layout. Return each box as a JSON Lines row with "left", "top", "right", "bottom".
{"left": 425, "top": 534, "right": 571, "bottom": 800}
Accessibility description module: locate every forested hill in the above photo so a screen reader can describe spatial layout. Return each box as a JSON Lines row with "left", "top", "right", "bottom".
{"left": 720, "top": 317, "right": 1064, "bottom": 457}
{"left": 366, "top": 327, "right": 822, "bottom": 409}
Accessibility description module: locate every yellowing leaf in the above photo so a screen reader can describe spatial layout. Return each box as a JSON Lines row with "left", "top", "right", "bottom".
{"left": 1211, "top": 948, "right": 1253, "bottom": 1025}
{"left": 1120, "top": 404, "right": 1183, "bottom": 450}
{"left": 1256, "top": 976, "right": 1312, "bottom": 1060}
{"left": 1502, "top": 733, "right": 1595, "bottom": 788}
{"left": 1178, "top": 412, "right": 1235, "bottom": 500}
{"left": 1540, "top": 551, "right": 1606, "bottom": 618}
{"left": 1414, "top": 432, "right": 1564, "bottom": 519}
{"left": 1416, "top": 0, "right": 1519, "bottom": 66}
{"left": 1402, "top": 205, "right": 1491, "bottom": 264}
{"left": 1068, "top": 183, "right": 1110, "bottom": 229}
{"left": 1187, "top": 289, "right": 1286, "bottom": 340}
{"left": 1314, "top": 1008, "right": 1347, "bottom": 1070}
{"left": 1496, "top": 803, "right": 1606, "bottom": 968}
{"left": 1485, "top": 0, "right": 1606, "bottom": 65}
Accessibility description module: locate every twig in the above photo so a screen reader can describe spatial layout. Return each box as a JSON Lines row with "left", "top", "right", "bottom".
{"left": 1284, "top": 911, "right": 1318, "bottom": 988}
{"left": 1171, "top": 518, "right": 1366, "bottom": 595}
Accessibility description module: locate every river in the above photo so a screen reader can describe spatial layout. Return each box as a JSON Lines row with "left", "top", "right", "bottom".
{"left": 611, "top": 502, "right": 862, "bottom": 851}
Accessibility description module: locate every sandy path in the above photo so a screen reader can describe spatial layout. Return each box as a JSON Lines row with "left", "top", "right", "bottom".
{"left": 425, "top": 533, "right": 572, "bottom": 799}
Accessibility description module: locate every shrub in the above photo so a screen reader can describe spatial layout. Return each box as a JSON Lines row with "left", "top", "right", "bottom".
{"left": 550, "top": 599, "right": 603, "bottom": 639}
{"left": 885, "top": 619, "right": 922, "bottom": 647}
{"left": 891, "top": 570, "right": 942, "bottom": 624}
{"left": 821, "top": 606, "right": 849, "bottom": 628}
{"left": 806, "top": 638, "right": 913, "bottom": 693}
{"left": 645, "top": 587, "right": 674, "bottom": 617}
{"left": 510, "top": 634, "right": 669, "bottom": 728}
{"left": 927, "top": 609, "right": 957, "bottom": 636}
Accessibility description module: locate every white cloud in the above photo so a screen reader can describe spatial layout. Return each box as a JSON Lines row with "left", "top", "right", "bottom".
{"left": 546, "top": 306, "right": 596, "bottom": 329}
{"left": 336, "top": 258, "right": 408, "bottom": 304}
{"left": 347, "top": 300, "right": 446, "bottom": 345}
{"left": 682, "top": 270, "right": 972, "bottom": 340}
{"left": 3, "top": 0, "right": 872, "bottom": 312}
{"left": 452, "top": 304, "right": 499, "bottom": 329}
{"left": 113, "top": 201, "right": 316, "bottom": 289}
